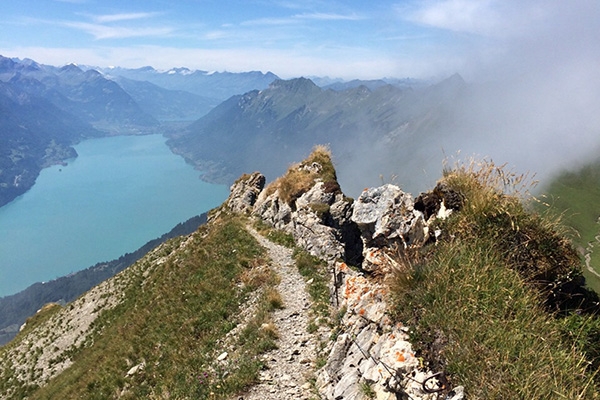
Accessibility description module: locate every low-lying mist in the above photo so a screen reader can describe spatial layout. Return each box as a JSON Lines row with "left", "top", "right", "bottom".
{"left": 337, "top": 0, "right": 600, "bottom": 197}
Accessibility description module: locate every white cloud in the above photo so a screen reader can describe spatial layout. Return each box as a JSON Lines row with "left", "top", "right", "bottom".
{"left": 293, "top": 12, "right": 364, "bottom": 21}
{"left": 92, "top": 12, "right": 162, "bottom": 24}
{"left": 409, "top": 0, "right": 500, "bottom": 36}
{"left": 240, "top": 11, "right": 364, "bottom": 27}
{"left": 63, "top": 21, "right": 173, "bottom": 40}
{"left": 404, "top": 0, "right": 600, "bottom": 182}
{"left": 403, "top": 1, "right": 600, "bottom": 78}
{"left": 240, "top": 17, "right": 300, "bottom": 27}
{"left": 203, "top": 30, "right": 232, "bottom": 40}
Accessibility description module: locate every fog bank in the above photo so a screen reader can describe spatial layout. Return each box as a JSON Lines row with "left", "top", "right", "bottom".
{"left": 383, "top": 0, "right": 600, "bottom": 193}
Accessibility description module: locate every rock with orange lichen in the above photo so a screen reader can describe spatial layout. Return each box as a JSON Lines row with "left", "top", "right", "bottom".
{"left": 318, "top": 262, "right": 441, "bottom": 400}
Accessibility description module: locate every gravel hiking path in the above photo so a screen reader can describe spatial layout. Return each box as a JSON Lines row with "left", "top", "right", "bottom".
{"left": 239, "top": 227, "right": 319, "bottom": 400}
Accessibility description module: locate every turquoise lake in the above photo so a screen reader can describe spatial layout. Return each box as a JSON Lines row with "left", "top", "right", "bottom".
{"left": 0, "top": 134, "right": 229, "bottom": 297}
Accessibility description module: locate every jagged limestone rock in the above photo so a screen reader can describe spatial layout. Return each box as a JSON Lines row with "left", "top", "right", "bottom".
{"left": 295, "top": 180, "right": 336, "bottom": 208}
{"left": 352, "top": 184, "right": 427, "bottom": 271}
{"left": 227, "top": 172, "right": 265, "bottom": 214}
{"left": 253, "top": 188, "right": 293, "bottom": 230}
{"left": 317, "top": 262, "right": 441, "bottom": 400}
{"left": 253, "top": 180, "right": 359, "bottom": 262}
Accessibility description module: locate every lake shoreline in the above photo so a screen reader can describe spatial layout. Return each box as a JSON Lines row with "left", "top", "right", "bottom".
{"left": 0, "top": 134, "right": 229, "bottom": 297}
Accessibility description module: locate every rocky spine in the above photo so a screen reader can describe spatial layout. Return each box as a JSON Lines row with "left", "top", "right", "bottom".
{"left": 226, "top": 153, "right": 464, "bottom": 400}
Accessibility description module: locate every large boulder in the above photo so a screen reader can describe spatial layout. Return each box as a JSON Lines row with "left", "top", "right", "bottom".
{"left": 227, "top": 172, "right": 265, "bottom": 214}
{"left": 254, "top": 180, "right": 357, "bottom": 262}
{"left": 351, "top": 184, "right": 428, "bottom": 271}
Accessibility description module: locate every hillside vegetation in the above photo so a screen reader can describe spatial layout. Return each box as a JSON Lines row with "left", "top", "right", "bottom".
{"left": 0, "top": 214, "right": 208, "bottom": 346}
{"left": 389, "top": 160, "right": 600, "bottom": 398}
{"left": 0, "top": 214, "right": 285, "bottom": 399}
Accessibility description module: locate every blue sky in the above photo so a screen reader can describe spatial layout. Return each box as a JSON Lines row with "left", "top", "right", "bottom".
{"left": 0, "top": 0, "right": 599, "bottom": 80}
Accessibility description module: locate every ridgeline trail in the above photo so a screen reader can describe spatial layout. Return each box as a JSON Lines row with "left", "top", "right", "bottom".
{"left": 239, "top": 227, "right": 321, "bottom": 400}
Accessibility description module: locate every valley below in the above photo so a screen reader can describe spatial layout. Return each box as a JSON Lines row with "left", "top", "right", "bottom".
{"left": 0, "top": 134, "right": 229, "bottom": 297}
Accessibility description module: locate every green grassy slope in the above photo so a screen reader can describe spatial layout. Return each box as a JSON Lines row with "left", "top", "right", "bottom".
{"left": 390, "top": 160, "right": 600, "bottom": 399}
{"left": 0, "top": 214, "right": 284, "bottom": 399}
{"left": 539, "top": 159, "right": 600, "bottom": 293}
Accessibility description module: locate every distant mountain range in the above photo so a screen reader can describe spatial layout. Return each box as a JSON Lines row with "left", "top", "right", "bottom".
{"left": 1, "top": 55, "right": 440, "bottom": 206}
{"left": 94, "top": 65, "right": 280, "bottom": 101}
{"left": 112, "top": 76, "right": 219, "bottom": 122}
{"left": 2, "top": 59, "right": 157, "bottom": 130}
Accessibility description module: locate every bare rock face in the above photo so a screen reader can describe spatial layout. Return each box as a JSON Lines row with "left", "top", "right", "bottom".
{"left": 351, "top": 184, "right": 428, "bottom": 271}
{"left": 317, "top": 262, "right": 443, "bottom": 400}
{"left": 253, "top": 180, "right": 358, "bottom": 262}
{"left": 227, "top": 172, "right": 266, "bottom": 214}
{"left": 253, "top": 188, "right": 293, "bottom": 230}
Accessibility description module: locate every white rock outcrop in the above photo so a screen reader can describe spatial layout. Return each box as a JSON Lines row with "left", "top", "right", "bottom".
{"left": 317, "top": 262, "right": 443, "bottom": 400}
{"left": 352, "top": 184, "right": 428, "bottom": 272}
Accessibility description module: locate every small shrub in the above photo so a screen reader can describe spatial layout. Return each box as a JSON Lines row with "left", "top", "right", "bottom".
{"left": 265, "top": 288, "right": 284, "bottom": 310}
{"left": 253, "top": 219, "right": 295, "bottom": 248}
{"left": 360, "top": 380, "right": 376, "bottom": 399}
{"left": 294, "top": 249, "right": 330, "bottom": 319}
{"left": 309, "top": 203, "right": 331, "bottom": 221}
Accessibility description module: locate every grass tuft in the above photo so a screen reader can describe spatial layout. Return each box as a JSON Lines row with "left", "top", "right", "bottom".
{"left": 264, "top": 145, "right": 340, "bottom": 206}
{"left": 253, "top": 219, "right": 295, "bottom": 248}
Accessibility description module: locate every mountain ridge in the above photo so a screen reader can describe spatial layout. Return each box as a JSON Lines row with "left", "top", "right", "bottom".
{"left": 95, "top": 65, "right": 279, "bottom": 100}
{"left": 167, "top": 75, "right": 467, "bottom": 196}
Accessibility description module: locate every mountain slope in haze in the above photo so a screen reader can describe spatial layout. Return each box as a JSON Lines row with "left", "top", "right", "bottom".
{"left": 167, "top": 75, "right": 467, "bottom": 196}
{"left": 539, "top": 158, "right": 600, "bottom": 293}
{"left": 322, "top": 77, "right": 427, "bottom": 91}
{"left": 0, "top": 55, "right": 161, "bottom": 206}
{"left": 0, "top": 80, "right": 101, "bottom": 206}
{"left": 7, "top": 63, "right": 158, "bottom": 132}
{"left": 112, "top": 77, "right": 219, "bottom": 121}
{"left": 98, "top": 66, "right": 279, "bottom": 100}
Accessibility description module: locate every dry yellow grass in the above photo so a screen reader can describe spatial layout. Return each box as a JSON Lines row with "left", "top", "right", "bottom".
{"left": 264, "top": 145, "right": 339, "bottom": 205}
